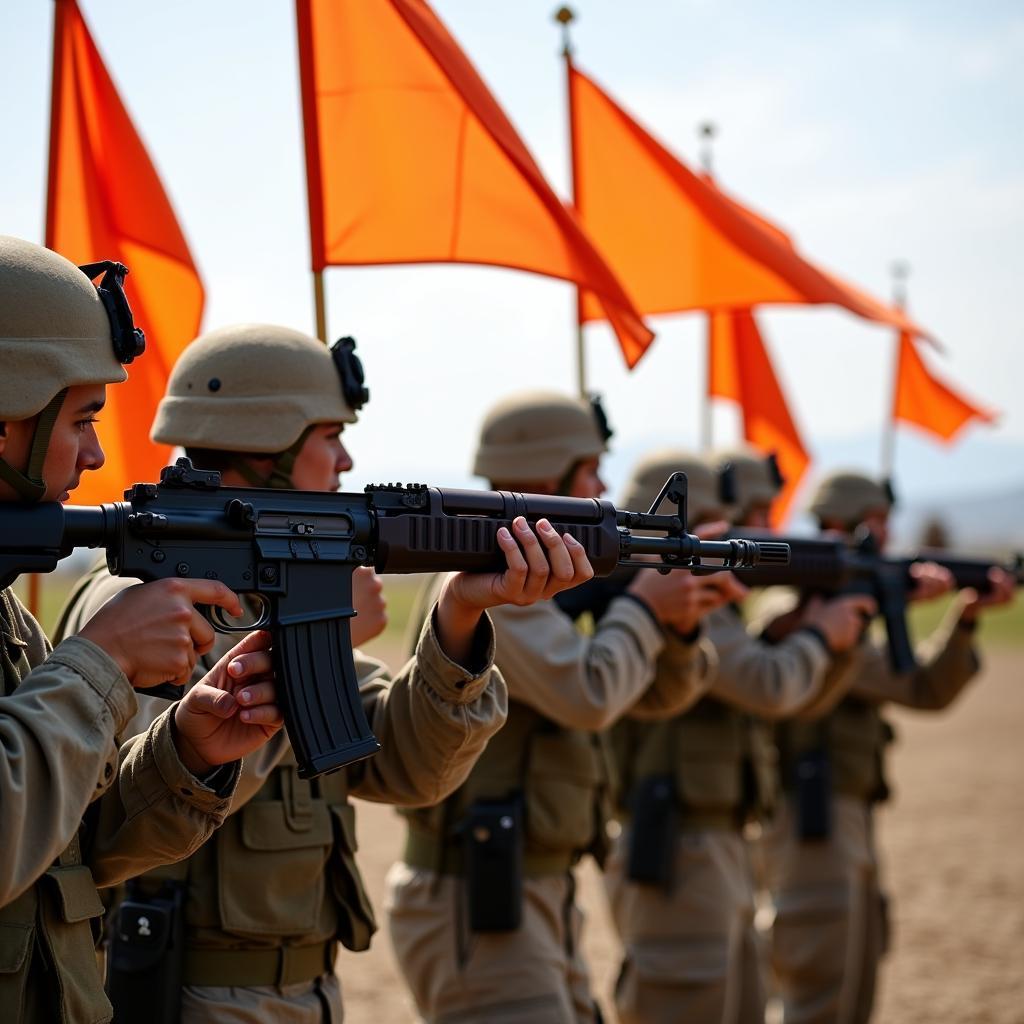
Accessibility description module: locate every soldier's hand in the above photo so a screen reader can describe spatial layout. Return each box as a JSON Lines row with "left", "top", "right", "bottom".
{"left": 78, "top": 578, "right": 242, "bottom": 690}
{"left": 172, "top": 629, "right": 283, "bottom": 776}
{"left": 907, "top": 561, "right": 955, "bottom": 603}
{"left": 628, "top": 568, "right": 747, "bottom": 636}
{"left": 444, "top": 517, "right": 594, "bottom": 612}
{"left": 434, "top": 517, "right": 594, "bottom": 665}
{"left": 351, "top": 566, "right": 388, "bottom": 646}
{"left": 801, "top": 594, "right": 877, "bottom": 653}
{"left": 959, "top": 566, "right": 1017, "bottom": 623}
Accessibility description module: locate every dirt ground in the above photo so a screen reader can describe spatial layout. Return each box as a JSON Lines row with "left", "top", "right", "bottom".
{"left": 334, "top": 643, "right": 1024, "bottom": 1023}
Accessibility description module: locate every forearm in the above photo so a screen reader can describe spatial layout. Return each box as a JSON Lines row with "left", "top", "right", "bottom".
{"left": 86, "top": 706, "right": 238, "bottom": 888}
{"left": 495, "top": 597, "right": 667, "bottom": 731}
{"left": 349, "top": 615, "right": 506, "bottom": 807}
{"left": 0, "top": 637, "right": 135, "bottom": 905}
{"left": 850, "top": 610, "right": 980, "bottom": 709}
{"left": 626, "top": 634, "right": 717, "bottom": 720}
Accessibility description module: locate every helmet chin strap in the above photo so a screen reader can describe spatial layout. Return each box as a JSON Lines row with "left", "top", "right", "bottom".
{"left": 0, "top": 390, "right": 67, "bottom": 502}
{"left": 228, "top": 425, "right": 315, "bottom": 490}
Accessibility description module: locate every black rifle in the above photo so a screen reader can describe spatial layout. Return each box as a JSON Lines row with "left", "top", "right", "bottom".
{"left": 1, "top": 461, "right": 788, "bottom": 779}
{"left": 556, "top": 529, "right": 1021, "bottom": 675}
{"left": 727, "top": 530, "right": 1022, "bottom": 672}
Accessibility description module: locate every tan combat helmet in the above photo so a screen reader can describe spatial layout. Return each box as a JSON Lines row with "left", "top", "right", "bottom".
{"left": 620, "top": 448, "right": 729, "bottom": 526}
{"left": 809, "top": 470, "right": 893, "bottom": 530}
{"left": 473, "top": 390, "right": 610, "bottom": 485}
{"left": 713, "top": 445, "right": 784, "bottom": 520}
{"left": 152, "top": 324, "right": 365, "bottom": 488}
{"left": 0, "top": 236, "right": 140, "bottom": 500}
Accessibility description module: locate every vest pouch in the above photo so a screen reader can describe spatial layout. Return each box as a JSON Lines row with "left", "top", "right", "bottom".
{"left": 747, "top": 721, "right": 779, "bottom": 820}
{"left": 328, "top": 802, "right": 377, "bottom": 951}
{"left": 828, "top": 705, "right": 887, "bottom": 801}
{"left": 216, "top": 797, "right": 333, "bottom": 937}
{"left": 626, "top": 775, "right": 677, "bottom": 887}
{"left": 0, "top": 921, "right": 34, "bottom": 1020}
{"left": 525, "top": 731, "right": 603, "bottom": 854}
{"left": 461, "top": 798, "right": 524, "bottom": 932}
{"left": 794, "top": 750, "right": 832, "bottom": 840}
{"left": 107, "top": 884, "right": 184, "bottom": 1024}
{"left": 673, "top": 714, "right": 744, "bottom": 813}
{"left": 39, "top": 865, "right": 112, "bottom": 1024}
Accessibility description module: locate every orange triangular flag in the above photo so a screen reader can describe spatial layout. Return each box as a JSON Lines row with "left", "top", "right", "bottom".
{"left": 296, "top": 0, "right": 652, "bottom": 366}
{"left": 709, "top": 310, "right": 810, "bottom": 525}
{"left": 892, "top": 330, "right": 996, "bottom": 441}
{"left": 569, "top": 62, "right": 922, "bottom": 338}
{"left": 46, "top": 0, "right": 203, "bottom": 503}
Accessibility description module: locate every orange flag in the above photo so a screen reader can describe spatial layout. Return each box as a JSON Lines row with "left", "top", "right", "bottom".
{"left": 892, "top": 330, "right": 996, "bottom": 441}
{"left": 46, "top": 0, "right": 203, "bottom": 503}
{"left": 709, "top": 310, "right": 810, "bottom": 525}
{"left": 568, "top": 62, "right": 922, "bottom": 337}
{"left": 296, "top": 0, "right": 652, "bottom": 366}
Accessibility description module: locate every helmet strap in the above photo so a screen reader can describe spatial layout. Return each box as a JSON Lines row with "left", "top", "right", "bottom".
{"left": 0, "top": 390, "right": 67, "bottom": 502}
{"left": 228, "top": 425, "right": 315, "bottom": 490}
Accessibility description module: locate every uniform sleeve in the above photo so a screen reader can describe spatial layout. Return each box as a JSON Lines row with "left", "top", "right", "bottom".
{"left": 0, "top": 633, "right": 137, "bottom": 906}
{"left": 706, "top": 605, "right": 838, "bottom": 719}
{"left": 848, "top": 607, "right": 980, "bottom": 709}
{"left": 85, "top": 706, "right": 239, "bottom": 888}
{"left": 624, "top": 631, "right": 717, "bottom": 721}
{"left": 488, "top": 595, "right": 700, "bottom": 731}
{"left": 346, "top": 607, "right": 507, "bottom": 807}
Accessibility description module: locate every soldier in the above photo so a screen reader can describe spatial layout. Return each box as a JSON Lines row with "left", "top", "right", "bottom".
{"left": 604, "top": 450, "right": 873, "bottom": 1024}
{"left": 0, "top": 236, "right": 284, "bottom": 1022}
{"left": 55, "top": 325, "right": 593, "bottom": 1023}
{"left": 385, "top": 392, "right": 740, "bottom": 1024}
{"left": 761, "top": 471, "right": 1016, "bottom": 1024}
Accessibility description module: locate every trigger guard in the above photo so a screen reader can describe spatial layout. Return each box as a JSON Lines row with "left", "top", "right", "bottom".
{"left": 205, "top": 597, "right": 272, "bottom": 634}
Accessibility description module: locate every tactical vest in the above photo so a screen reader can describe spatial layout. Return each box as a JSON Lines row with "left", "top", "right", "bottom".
{"left": 610, "top": 696, "right": 778, "bottom": 830}
{"left": 776, "top": 696, "right": 894, "bottom": 803}
{"left": 0, "top": 590, "right": 112, "bottom": 1023}
{"left": 403, "top": 697, "right": 615, "bottom": 875}
{"left": 56, "top": 568, "right": 377, "bottom": 987}
{"left": 118, "top": 599, "right": 376, "bottom": 984}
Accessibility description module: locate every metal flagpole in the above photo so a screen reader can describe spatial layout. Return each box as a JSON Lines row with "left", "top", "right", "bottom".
{"left": 554, "top": 6, "right": 587, "bottom": 398}
{"left": 699, "top": 121, "right": 717, "bottom": 451}
{"left": 880, "top": 260, "right": 910, "bottom": 478}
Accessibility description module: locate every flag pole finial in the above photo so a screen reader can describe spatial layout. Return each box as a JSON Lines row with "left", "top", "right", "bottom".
{"left": 890, "top": 260, "right": 910, "bottom": 311}
{"left": 553, "top": 6, "right": 575, "bottom": 57}
{"left": 698, "top": 121, "right": 717, "bottom": 177}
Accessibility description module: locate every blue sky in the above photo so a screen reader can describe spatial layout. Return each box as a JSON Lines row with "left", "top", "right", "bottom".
{"left": 3, "top": 1, "right": 1022, "bottom": 502}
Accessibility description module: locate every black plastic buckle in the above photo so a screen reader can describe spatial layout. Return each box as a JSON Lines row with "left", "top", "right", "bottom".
{"left": 330, "top": 336, "right": 369, "bottom": 411}
{"left": 78, "top": 260, "right": 146, "bottom": 364}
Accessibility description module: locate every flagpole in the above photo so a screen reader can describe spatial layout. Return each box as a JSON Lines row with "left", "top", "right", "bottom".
{"left": 296, "top": 1, "right": 329, "bottom": 346}
{"left": 699, "top": 121, "right": 717, "bottom": 451}
{"left": 31, "top": 0, "right": 70, "bottom": 619}
{"left": 313, "top": 270, "right": 328, "bottom": 343}
{"left": 555, "top": 5, "right": 587, "bottom": 398}
{"left": 880, "top": 260, "right": 909, "bottom": 479}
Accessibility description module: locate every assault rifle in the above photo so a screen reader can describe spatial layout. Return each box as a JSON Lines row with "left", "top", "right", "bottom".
{"left": 556, "top": 527, "right": 1021, "bottom": 675}
{"left": 728, "top": 529, "right": 1022, "bottom": 672}
{"left": 1, "top": 461, "right": 789, "bottom": 779}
